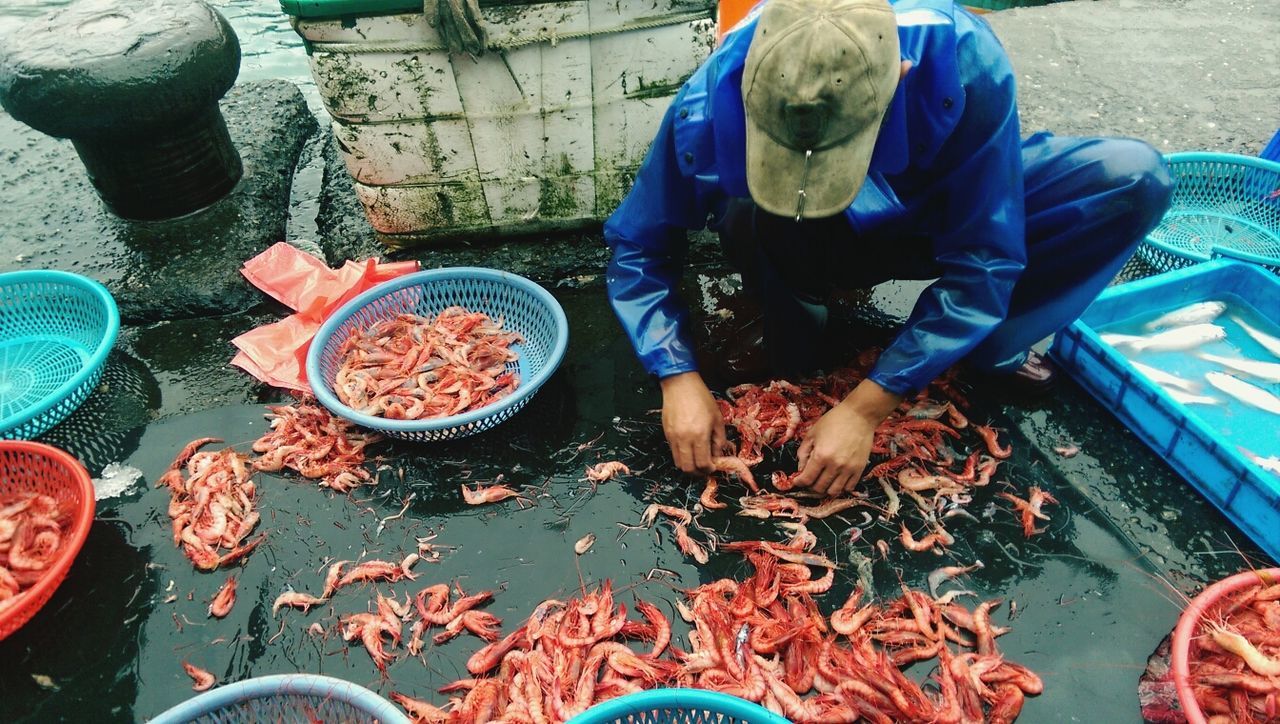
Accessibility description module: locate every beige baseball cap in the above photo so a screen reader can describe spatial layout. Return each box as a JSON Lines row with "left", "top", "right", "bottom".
{"left": 742, "top": 0, "right": 901, "bottom": 220}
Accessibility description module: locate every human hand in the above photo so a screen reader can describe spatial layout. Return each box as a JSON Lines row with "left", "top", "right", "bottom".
{"left": 660, "top": 372, "right": 729, "bottom": 474}
{"left": 793, "top": 379, "right": 901, "bottom": 496}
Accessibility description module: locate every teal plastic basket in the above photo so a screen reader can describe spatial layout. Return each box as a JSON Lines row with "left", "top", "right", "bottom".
{"left": 307, "top": 267, "right": 568, "bottom": 442}
{"left": 567, "top": 689, "right": 791, "bottom": 723}
{"left": 149, "top": 674, "right": 409, "bottom": 724}
{"left": 1138, "top": 152, "right": 1280, "bottom": 273}
{"left": 0, "top": 271, "right": 119, "bottom": 440}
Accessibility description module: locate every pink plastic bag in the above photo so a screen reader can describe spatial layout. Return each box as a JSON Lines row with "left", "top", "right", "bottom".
{"left": 230, "top": 243, "right": 419, "bottom": 391}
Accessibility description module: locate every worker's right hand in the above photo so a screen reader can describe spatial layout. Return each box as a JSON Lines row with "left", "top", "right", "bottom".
{"left": 659, "top": 371, "right": 728, "bottom": 474}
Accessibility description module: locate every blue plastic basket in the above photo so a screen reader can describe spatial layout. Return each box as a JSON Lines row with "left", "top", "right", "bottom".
{"left": 567, "top": 689, "right": 792, "bottom": 723}
{"left": 1137, "top": 152, "right": 1280, "bottom": 273}
{"left": 0, "top": 271, "right": 119, "bottom": 440}
{"left": 1050, "top": 259, "right": 1280, "bottom": 562}
{"left": 149, "top": 674, "right": 410, "bottom": 724}
{"left": 307, "top": 267, "right": 569, "bottom": 442}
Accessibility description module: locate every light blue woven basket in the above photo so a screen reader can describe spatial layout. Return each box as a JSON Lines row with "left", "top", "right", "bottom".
{"left": 567, "top": 689, "right": 792, "bottom": 724}
{"left": 149, "top": 674, "right": 410, "bottom": 724}
{"left": 307, "top": 267, "right": 569, "bottom": 442}
{"left": 1138, "top": 152, "right": 1280, "bottom": 273}
{"left": 0, "top": 271, "right": 119, "bottom": 440}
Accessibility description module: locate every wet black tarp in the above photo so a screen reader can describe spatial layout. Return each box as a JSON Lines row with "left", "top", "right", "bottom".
{"left": 1, "top": 288, "right": 1270, "bottom": 723}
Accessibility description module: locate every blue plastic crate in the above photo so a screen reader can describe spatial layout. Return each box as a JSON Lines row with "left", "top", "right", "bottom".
{"left": 1050, "top": 259, "right": 1280, "bottom": 562}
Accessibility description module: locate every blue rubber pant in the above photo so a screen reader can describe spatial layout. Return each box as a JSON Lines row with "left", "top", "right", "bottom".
{"left": 717, "top": 134, "right": 1175, "bottom": 377}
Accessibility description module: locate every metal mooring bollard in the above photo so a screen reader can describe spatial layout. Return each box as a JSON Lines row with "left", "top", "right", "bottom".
{"left": 0, "top": 0, "right": 243, "bottom": 221}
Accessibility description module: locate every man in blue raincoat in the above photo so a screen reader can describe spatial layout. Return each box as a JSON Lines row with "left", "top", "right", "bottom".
{"left": 604, "top": 0, "right": 1173, "bottom": 496}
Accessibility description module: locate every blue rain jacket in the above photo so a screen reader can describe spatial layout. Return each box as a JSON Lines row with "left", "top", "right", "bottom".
{"left": 604, "top": 0, "right": 1027, "bottom": 395}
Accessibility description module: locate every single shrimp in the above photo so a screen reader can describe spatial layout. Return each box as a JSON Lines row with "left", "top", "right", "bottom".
{"left": 466, "top": 627, "right": 527, "bottom": 675}
{"left": 338, "top": 559, "right": 411, "bottom": 587}
{"left": 927, "top": 560, "right": 985, "bottom": 599}
{"left": 389, "top": 692, "right": 452, "bottom": 722}
{"left": 712, "top": 456, "right": 759, "bottom": 493}
{"left": 585, "top": 461, "right": 631, "bottom": 483}
{"left": 699, "top": 477, "right": 727, "bottom": 510}
{"left": 640, "top": 504, "right": 693, "bottom": 527}
{"left": 998, "top": 487, "right": 1059, "bottom": 538}
{"left": 1210, "top": 626, "right": 1280, "bottom": 676}
{"left": 798, "top": 497, "right": 862, "bottom": 519}
{"left": 182, "top": 661, "right": 216, "bottom": 691}
{"left": 272, "top": 590, "right": 328, "bottom": 615}
{"left": 672, "top": 523, "right": 710, "bottom": 564}
{"left": 322, "top": 560, "right": 349, "bottom": 598}
{"left": 634, "top": 599, "right": 670, "bottom": 657}
{"left": 459, "top": 483, "right": 527, "bottom": 506}
{"left": 208, "top": 575, "right": 237, "bottom": 618}
{"left": 975, "top": 425, "right": 1013, "bottom": 459}
{"left": 973, "top": 598, "right": 1004, "bottom": 655}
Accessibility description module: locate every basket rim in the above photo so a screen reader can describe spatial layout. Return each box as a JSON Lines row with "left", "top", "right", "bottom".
{"left": 0, "top": 441, "right": 96, "bottom": 639}
{"left": 148, "top": 673, "right": 411, "bottom": 724}
{"left": 1169, "top": 567, "right": 1280, "bottom": 724}
{"left": 0, "top": 270, "right": 120, "bottom": 434}
{"left": 1162, "top": 150, "right": 1280, "bottom": 172}
{"left": 1141, "top": 151, "right": 1280, "bottom": 267}
{"left": 566, "top": 688, "right": 791, "bottom": 723}
{"left": 305, "top": 266, "right": 569, "bottom": 434}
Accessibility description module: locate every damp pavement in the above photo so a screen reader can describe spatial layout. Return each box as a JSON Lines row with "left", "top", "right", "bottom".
{"left": 0, "top": 0, "right": 1277, "bottom": 721}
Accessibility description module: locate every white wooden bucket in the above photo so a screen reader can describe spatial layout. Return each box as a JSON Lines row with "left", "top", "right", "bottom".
{"left": 290, "top": 0, "right": 716, "bottom": 248}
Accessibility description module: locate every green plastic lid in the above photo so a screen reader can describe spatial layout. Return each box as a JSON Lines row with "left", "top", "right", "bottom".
{"left": 280, "top": 0, "right": 422, "bottom": 20}
{"left": 283, "top": 0, "right": 588, "bottom": 20}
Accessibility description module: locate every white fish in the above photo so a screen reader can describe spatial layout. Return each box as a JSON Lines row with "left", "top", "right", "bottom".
{"left": 1101, "top": 332, "right": 1145, "bottom": 347}
{"left": 1232, "top": 315, "right": 1280, "bottom": 359}
{"left": 1241, "top": 450, "right": 1280, "bottom": 476}
{"left": 1205, "top": 372, "right": 1280, "bottom": 414}
{"left": 1104, "top": 324, "right": 1227, "bottom": 353}
{"left": 1163, "top": 387, "right": 1221, "bottom": 406}
{"left": 1200, "top": 353, "right": 1280, "bottom": 384}
{"left": 1143, "top": 301, "right": 1227, "bottom": 331}
{"left": 1131, "top": 361, "right": 1200, "bottom": 392}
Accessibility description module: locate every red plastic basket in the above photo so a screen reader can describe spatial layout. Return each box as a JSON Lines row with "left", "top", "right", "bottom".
{"left": 1170, "top": 567, "right": 1280, "bottom": 724}
{"left": 0, "top": 441, "right": 95, "bottom": 641}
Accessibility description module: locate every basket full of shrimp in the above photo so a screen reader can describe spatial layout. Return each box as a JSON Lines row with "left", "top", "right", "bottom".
{"left": 306, "top": 267, "right": 569, "bottom": 442}
{"left": 1171, "top": 567, "right": 1280, "bottom": 723}
{"left": 0, "top": 441, "right": 96, "bottom": 640}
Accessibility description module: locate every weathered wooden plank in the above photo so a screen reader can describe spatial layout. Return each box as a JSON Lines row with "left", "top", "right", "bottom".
{"left": 332, "top": 119, "right": 478, "bottom": 186}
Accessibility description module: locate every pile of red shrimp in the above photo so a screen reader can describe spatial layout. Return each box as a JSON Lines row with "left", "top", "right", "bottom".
{"left": 1185, "top": 578, "right": 1280, "bottom": 721}
{"left": 708, "top": 353, "right": 1050, "bottom": 553}
{"left": 334, "top": 307, "right": 522, "bottom": 420}
{"left": 158, "top": 438, "right": 265, "bottom": 571}
{"left": 391, "top": 540, "right": 1041, "bottom": 723}
{"left": 0, "top": 492, "right": 69, "bottom": 613}
{"left": 252, "top": 396, "right": 381, "bottom": 493}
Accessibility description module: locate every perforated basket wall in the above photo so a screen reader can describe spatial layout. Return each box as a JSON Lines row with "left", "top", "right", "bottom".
{"left": 0, "top": 271, "right": 120, "bottom": 440}
{"left": 567, "top": 689, "right": 792, "bottom": 724}
{"left": 307, "top": 268, "right": 569, "bottom": 442}
{"left": 0, "top": 442, "right": 95, "bottom": 641}
{"left": 1138, "top": 152, "right": 1280, "bottom": 272}
{"left": 148, "top": 674, "right": 410, "bottom": 724}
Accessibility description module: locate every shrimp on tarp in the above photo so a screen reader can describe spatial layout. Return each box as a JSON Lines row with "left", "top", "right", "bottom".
{"left": 997, "top": 487, "right": 1059, "bottom": 538}
{"left": 585, "top": 461, "right": 631, "bottom": 483}
{"left": 460, "top": 484, "right": 528, "bottom": 506}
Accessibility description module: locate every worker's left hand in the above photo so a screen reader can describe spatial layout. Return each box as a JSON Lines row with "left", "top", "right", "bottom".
{"left": 792, "top": 400, "right": 877, "bottom": 497}
{"left": 792, "top": 378, "right": 902, "bottom": 497}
